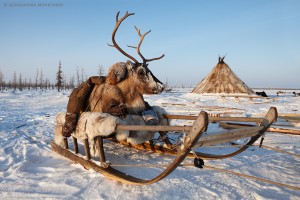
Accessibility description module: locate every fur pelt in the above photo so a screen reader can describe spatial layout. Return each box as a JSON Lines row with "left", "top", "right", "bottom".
{"left": 54, "top": 112, "right": 67, "bottom": 147}
{"left": 74, "top": 112, "right": 130, "bottom": 156}
{"left": 54, "top": 106, "right": 169, "bottom": 156}
{"left": 54, "top": 112, "right": 129, "bottom": 147}
{"left": 119, "top": 106, "right": 169, "bottom": 144}
{"left": 74, "top": 112, "right": 128, "bottom": 140}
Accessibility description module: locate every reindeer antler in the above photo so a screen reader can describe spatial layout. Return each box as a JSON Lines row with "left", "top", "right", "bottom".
{"left": 128, "top": 26, "right": 165, "bottom": 65}
{"left": 108, "top": 11, "right": 139, "bottom": 63}
{"left": 109, "top": 11, "right": 164, "bottom": 65}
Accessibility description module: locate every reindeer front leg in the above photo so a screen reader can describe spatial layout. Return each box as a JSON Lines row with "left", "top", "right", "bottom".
{"left": 140, "top": 101, "right": 160, "bottom": 125}
{"left": 105, "top": 102, "right": 128, "bottom": 118}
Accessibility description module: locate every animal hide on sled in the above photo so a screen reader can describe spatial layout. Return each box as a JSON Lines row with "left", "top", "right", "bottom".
{"left": 54, "top": 106, "right": 169, "bottom": 157}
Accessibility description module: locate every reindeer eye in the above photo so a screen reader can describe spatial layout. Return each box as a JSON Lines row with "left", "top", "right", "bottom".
{"left": 138, "top": 70, "right": 145, "bottom": 77}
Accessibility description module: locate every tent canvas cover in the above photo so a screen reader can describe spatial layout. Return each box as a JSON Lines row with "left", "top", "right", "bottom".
{"left": 192, "top": 57, "right": 255, "bottom": 95}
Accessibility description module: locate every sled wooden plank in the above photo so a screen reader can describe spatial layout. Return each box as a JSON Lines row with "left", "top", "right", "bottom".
{"left": 219, "top": 122, "right": 300, "bottom": 135}
{"left": 268, "top": 127, "right": 300, "bottom": 135}
{"left": 219, "top": 121, "right": 255, "bottom": 129}
{"left": 219, "top": 94, "right": 271, "bottom": 99}
{"left": 278, "top": 114, "right": 300, "bottom": 121}
{"left": 163, "top": 114, "right": 261, "bottom": 123}
{"left": 84, "top": 139, "right": 91, "bottom": 160}
{"left": 63, "top": 138, "right": 68, "bottom": 149}
{"left": 116, "top": 125, "right": 193, "bottom": 132}
{"left": 194, "top": 126, "right": 264, "bottom": 147}
{"left": 96, "top": 136, "right": 106, "bottom": 162}
{"left": 51, "top": 111, "right": 208, "bottom": 185}
{"left": 72, "top": 136, "right": 79, "bottom": 154}
{"left": 116, "top": 140, "right": 177, "bottom": 155}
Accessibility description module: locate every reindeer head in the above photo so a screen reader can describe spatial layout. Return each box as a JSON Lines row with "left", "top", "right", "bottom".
{"left": 107, "top": 11, "right": 164, "bottom": 94}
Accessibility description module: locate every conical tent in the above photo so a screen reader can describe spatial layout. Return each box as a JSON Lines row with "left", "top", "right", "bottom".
{"left": 192, "top": 57, "right": 255, "bottom": 95}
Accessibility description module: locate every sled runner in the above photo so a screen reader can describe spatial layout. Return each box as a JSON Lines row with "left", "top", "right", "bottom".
{"left": 51, "top": 107, "right": 277, "bottom": 185}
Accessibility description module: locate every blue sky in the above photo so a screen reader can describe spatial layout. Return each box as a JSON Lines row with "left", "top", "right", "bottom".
{"left": 0, "top": 0, "right": 299, "bottom": 88}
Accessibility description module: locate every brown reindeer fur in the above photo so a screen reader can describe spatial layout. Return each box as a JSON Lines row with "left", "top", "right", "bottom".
{"left": 61, "top": 60, "right": 164, "bottom": 137}
{"left": 88, "top": 60, "right": 164, "bottom": 115}
{"left": 61, "top": 11, "right": 165, "bottom": 139}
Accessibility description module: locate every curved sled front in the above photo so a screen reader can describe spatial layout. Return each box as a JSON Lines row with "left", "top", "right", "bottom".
{"left": 194, "top": 107, "right": 277, "bottom": 159}
{"left": 51, "top": 111, "right": 208, "bottom": 185}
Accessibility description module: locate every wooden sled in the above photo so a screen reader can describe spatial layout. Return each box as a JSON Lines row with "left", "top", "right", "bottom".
{"left": 51, "top": 107, "right": 277, "bottom": 185}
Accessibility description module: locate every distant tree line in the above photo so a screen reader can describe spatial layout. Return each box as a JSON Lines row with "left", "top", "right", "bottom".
{"left": 0, "top": 62, "right": 106, "bottom": 92}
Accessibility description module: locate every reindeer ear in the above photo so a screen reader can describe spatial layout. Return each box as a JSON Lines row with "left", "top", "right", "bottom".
{"left": 125, "top": 60, "right": 136, "bottom": 69}
{"left": 106, "top": 62, "right": 127, "bottom": 85}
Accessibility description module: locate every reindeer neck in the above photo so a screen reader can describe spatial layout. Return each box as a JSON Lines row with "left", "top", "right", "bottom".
{"left": 116, "top": 82, "right": 146, "bottom": 114}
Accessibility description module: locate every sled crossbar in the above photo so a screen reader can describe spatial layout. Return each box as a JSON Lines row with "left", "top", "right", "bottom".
{"left": 116, "top": 125, "right": 264, "bottom": 147}
{"left": 219, "top": 122, "right": 300, "bottom": 135}
{"left": 116, "top": 125, "right": 193, "bottom": 132}
{"left": 116, "top": 115, "right": 264, "bottom": 132}
{"left": 163, "top": 114, "right": 262, "bottom": 123}
{"left": 194, "top": 126, "right": 264, "bottom": 147}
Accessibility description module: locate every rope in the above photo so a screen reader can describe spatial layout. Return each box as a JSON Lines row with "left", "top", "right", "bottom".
{"left": 255, "top": 144, "right": 300, "bottom": 158}
{"left": 110, "top": 163, "right": 170, "bottom": 168}
{"left": 202, "top": 165, "right": 300, "bottom": 191}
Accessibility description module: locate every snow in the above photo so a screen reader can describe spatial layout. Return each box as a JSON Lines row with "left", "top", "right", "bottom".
{"left": 0, "top": 89, "right": 299, "bottom": 199}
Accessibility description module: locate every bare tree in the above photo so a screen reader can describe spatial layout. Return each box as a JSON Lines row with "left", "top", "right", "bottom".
{"left": 76, "top": 66, "right": 80, "bottom": 86}
{"left": 63, "top": 74, "right": 67, "bottom": 90}
{"left": 12, "top": 71, "right": 17, "bottom": 91}
{"left": 0, "top": 70, "right": 4, "bottom": 91}
{"left": 56, "top": 61, "right": 63, "bottom": 92}
{"left": 28, "top": 78, "right": 32, "bottom": 90}
{"left": 8, "top": 80, "right": 11, "bottom": 89}
{"left": 18, "top": 73, "right": 23, "bottom": 91}
{"left": 69, "top": 75, "right": 75, "bottom": 89}
{"left": 98, "top": 65, "right": 105, "bottom": 76}
{"left": 81, "top": 68, "right": 84, "bottom": 84}
{"left": 35, "top": 68, "right": 39, "bottom": 90}
{"left": 45, "top": 78, "right": 50, "bottom": 90}
{"left": 24, "top": 77, "right": 28, "bottom": 90}
{"left": 40, "top": 68, "right": 44, "bottom": 90}
{"left": 164, "top": 79, "right": 172, "bottom": 92}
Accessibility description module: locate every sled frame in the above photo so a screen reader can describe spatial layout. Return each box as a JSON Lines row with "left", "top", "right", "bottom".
{"left": 51, "top": 107, "right": 277, "bottom": 185}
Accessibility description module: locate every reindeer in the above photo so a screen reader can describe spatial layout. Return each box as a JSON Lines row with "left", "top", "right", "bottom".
{"left": 88, "top": 11, "right": 164, "bottom": 115}
{"left": 59, "top": 12, "right": 167, "bottom": 145}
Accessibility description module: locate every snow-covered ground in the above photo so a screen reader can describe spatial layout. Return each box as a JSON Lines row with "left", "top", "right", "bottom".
{"left": 0, "top": 89, "right": 299, "bottom": 199}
